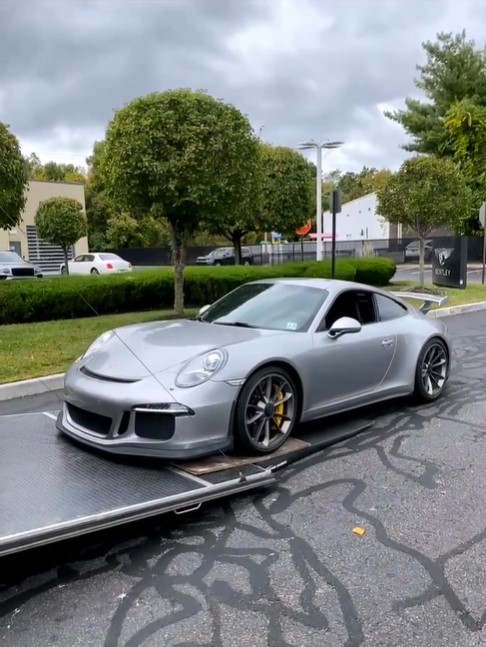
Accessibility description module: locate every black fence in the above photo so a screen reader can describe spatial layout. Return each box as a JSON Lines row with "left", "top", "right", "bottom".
{"left": 110, "top": 236, "right": 486, "bottom": 267}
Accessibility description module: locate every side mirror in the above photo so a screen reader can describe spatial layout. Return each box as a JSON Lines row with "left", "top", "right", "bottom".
{"left": 328, "top": 316, "right": 361, "bottom": 339}
{"left": 198, "top": 304, "right": 211, "bottom": 317}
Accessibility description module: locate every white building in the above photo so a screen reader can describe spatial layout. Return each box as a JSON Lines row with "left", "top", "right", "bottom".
{"left": 322, "top": 192, "right": 396, "bottom": 241}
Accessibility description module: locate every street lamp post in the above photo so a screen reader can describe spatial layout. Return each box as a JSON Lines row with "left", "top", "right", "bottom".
{"left": 298, "top": 140, "right": 343, "bottom": 261}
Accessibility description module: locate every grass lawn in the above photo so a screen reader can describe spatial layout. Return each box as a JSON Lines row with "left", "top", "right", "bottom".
{"left": 2, "top": 280, "right": 486, "bottom": 385}
{"left": 0, "top": 309, "right": 196, "bottom": 385}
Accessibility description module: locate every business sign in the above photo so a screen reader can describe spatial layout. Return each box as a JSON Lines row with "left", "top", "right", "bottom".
{"left": 432, "top": 236, "right": 467, "bottom": 289}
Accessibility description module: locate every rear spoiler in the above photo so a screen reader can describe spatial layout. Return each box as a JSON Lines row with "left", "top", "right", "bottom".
{"left": 389, "top": 291, "right": 448, "bottom": 315}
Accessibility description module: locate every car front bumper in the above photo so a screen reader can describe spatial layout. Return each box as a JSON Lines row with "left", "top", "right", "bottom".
{"left": 56, "top": 363, "right": 238, "bottom": 459}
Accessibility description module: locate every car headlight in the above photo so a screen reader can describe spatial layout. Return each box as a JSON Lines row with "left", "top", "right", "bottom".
{"left": 82, "top": 330, "right": 114, "bottom": 358}
{"left": 34, "top": 266, "right": 41, "bottom": 274}
{"left": 175, "top": 349, "right": 228, "bottom": 388}
{"left": 1, "top": 268, "right": 11, "bottom": 274}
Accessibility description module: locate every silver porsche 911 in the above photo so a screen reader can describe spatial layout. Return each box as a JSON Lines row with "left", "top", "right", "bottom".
{"left": 57, "top": 278, "right": 451, "bottom": 459}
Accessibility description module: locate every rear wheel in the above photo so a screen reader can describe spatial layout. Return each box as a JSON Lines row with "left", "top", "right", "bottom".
{"left": 90, "top": 268, "right": 99, "bottom": 275}
{"left": 233, "top": 366, "right": 299, "bottom": 455}
{"left": 413, "top": 338, "right": 449, "bottom": 402}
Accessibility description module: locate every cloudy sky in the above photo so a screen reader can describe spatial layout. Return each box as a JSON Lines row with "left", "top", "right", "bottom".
{"left": 1, "top": 0, "right": 485, "bottom": 174}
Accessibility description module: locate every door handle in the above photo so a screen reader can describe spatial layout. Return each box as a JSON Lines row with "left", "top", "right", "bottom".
{"left": 381, "top": 338, "right": 394, "bottom": 347}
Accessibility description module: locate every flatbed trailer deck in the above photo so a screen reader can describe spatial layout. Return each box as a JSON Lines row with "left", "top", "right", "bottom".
{"left": 0, "top": 411, "right": 373, "bottom": 557}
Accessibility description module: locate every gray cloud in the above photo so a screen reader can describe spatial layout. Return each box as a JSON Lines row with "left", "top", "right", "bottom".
{"left": 1, "top": 0, "right": 485, "bottom": 171}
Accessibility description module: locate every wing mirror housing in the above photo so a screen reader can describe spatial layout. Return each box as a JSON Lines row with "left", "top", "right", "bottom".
{"left": 197, "top": 304, "right": 211, "bottom": 318}
{"left": 328, "top": 316, "right": 362, "bottom": 339}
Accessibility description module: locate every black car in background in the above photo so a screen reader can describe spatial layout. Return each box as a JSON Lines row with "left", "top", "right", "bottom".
{"left": 196, "top": 246, "right": 254, "bottom": 266}
{"left": 0, "top": 251, "right": 43, "bottom": 280}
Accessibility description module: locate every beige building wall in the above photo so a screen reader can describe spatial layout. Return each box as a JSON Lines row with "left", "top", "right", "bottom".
{"left": 0, "top": 180, "right": 89, "bottom": 260}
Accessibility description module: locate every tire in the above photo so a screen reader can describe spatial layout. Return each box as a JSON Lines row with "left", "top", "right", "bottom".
{"left": 413, "top": 338, "right": 449, "bottom": 403}
{"left": 60, "top": 266, "right": 66, "bottom": 275}
{"left": 90, "top": 268, "right": 100, "bottom": 275}
{"left": 233, "top": 366, "right": 300, "bottom": 455}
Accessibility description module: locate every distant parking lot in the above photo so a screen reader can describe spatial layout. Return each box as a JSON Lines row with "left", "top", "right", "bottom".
{"left": 394, "top": 263, "right": 485, "bottom": 284}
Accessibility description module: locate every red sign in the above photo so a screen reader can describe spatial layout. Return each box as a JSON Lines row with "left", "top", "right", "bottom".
{"left": 296, "top": 220, "right": 312, "bottom": 236}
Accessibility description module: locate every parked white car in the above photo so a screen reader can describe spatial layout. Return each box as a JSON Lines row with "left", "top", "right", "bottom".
{"left": 60, "top": 253, "right": 132, "bottom": 276}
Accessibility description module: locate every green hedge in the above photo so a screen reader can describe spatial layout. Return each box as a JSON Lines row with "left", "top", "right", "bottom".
{"left": 347, "top": 257, "right": 396, "bottom": 286}
{"left": 0, "top": 257, "right": 396, "bottom": 325}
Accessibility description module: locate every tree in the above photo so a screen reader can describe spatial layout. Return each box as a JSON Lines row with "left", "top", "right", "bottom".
{"left": 85, "top": 140, "right": 114, "bottom": 250}
{"left": 0, "top": 122, "right": 29, "bottom": 229}
{"left": 35, "top": 197, "right": 87, "bottom": 275}
{"left": 259, "top": 144, "right": 316, "bottom": 237}
{"left": 376, "top": 156, "right": 471, "bottom": 285}
{"left": 322, "top": 167, "right": 392, "bottom": 206}
{"left": 25, "top": 155, "right": 86, "bottom": 183}
{"left": 443, "top": 98, "right": 486, "bottom": 232}
{"left": 100, "top": 89, "right": 260, "bottom": 314}
{"left": 385, "top": 31, "right": 486, "bottom": 157}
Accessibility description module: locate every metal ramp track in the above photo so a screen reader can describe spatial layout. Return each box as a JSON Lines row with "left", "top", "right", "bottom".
{"left": 0, "top": 412, "right": 374, "bottom": 557}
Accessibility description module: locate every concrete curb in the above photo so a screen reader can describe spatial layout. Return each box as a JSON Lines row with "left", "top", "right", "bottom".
{"left": 2, "top": 300, "right": 486, "bottom": 402}
{"left": 0, "top": 373, "right": 64, "bottom": 403}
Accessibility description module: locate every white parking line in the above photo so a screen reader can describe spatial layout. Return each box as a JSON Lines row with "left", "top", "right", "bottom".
{"left": 42, "top": 412, "right": 58, "bottom": 420}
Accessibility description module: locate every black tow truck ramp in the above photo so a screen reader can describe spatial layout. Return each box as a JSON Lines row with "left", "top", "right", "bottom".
{"left": 0, "top": 411, "right": 373, "bottom": 557}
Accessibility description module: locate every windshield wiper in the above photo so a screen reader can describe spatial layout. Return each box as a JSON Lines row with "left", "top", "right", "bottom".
{"left": 213, "top": 321, "right": 257, "bottom": 328}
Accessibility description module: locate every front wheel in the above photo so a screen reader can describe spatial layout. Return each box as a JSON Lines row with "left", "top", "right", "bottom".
{"left": 413, "top": 338, "right": 449, "bottom": 402}
{"left": 233, "top": 366, "right": 299, "bottom": 455}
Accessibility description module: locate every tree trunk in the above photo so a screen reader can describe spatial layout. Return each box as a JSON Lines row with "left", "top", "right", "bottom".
{"left": 63, "top": 244, "right": 69, "bottom": 276}
{"left": 170, "top": 226, "right": 185, "bottom": 315}
{"left": 418, "top": 236, "right": 425, "bottom": 287}
{"left": 232, "top": 231, "right": 242, "bottom": 265}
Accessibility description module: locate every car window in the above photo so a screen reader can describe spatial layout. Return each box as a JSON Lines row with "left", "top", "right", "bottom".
{"left": 74, "top": 255, "right": 85, "bottom": 262}
{"left": 99, "top": 253, "right": 120, "bottom": 260}
{"left": 320, "top": 289, "right": 377, "bottom": 331}
{"left": 374, "top": 293, "right": 408, "bottom": 321}
{"left": 86, "top": 255, "right": 95, "bottom": 262}
{"left": 200, "top": 282, "right": 328, "bottom": 332}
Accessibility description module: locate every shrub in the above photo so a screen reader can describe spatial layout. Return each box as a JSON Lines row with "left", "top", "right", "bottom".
{"left": 347, "top": 257, "right": 396, "bottom": 286}
{"left": 0, "top": 257, "right": 392, "bottom": 326}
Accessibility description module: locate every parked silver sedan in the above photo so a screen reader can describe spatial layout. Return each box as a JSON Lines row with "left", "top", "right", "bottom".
{"left": 57, "top": 278, "right": 451, "bottom": 459}
{"left": 0, "top": 251, "right": 43, "bottom": 280}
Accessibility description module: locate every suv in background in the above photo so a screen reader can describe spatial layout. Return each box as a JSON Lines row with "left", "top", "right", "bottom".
{"left": 0, "top": 251, "right": 43, "bottom": 280}
{"left": 196, "top": 246, "right": 254, "bottom": 266}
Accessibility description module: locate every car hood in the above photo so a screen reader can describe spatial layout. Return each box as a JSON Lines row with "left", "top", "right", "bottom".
{"left": 0, "top": 262, "right": 32, "bottom": 268}
{"left": 83, "top": 319, "right": 280, "bottom": 381}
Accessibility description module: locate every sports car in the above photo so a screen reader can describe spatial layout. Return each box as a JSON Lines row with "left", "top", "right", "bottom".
{"left": 56, "top": 278, "right": 451, "bottom": 459}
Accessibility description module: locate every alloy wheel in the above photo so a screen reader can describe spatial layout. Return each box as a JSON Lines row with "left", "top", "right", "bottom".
{"left": 243, "top": 373, "right": 296, "bottom": 450}
{"left": 421, "top": 342, "right": 447, "bottom": 397}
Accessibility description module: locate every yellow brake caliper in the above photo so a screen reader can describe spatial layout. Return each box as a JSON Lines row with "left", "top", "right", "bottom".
{"left": 274, "top": 390, "right": 285, "bottom": 430}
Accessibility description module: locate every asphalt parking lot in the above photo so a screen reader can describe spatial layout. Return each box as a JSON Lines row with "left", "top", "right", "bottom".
{"left": 2, "top": 310, "right": 486, "bottom": 647}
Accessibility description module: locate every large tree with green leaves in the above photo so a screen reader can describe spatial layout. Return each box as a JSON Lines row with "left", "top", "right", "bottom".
{"left": 443, "top": 98, "right": 486, "bottom": 231}
{"left": 259, "top": 144, "right": 316, "bottom": 237}
{"left": 100, "top": 89, "right": 261, "bottom": 313}
{"left": 35, "top": 197, "right": 87, "bottom": 275}
{"left": 0, "top": 122, "right": 29, "bottom": 229}
{"left": 385, "top": 31, "right": 486, "bottom": 157}
{"left": 376, "top": 156, "right": 471, "bottom": 285}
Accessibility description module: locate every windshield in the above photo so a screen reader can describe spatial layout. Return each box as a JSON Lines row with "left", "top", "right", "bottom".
{"left": 0, "top": 252, "right": 24, "bottom": 263}
{"left": 200, "top": 282, "right": 328, "bottom": 332}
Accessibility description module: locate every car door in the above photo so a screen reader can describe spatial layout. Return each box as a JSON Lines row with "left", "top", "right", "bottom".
{"left": 69, "top": 255, "right": 85, "bottom": 275}
{"left": 307, "top": 288, "right": 397, "bottom": 413}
